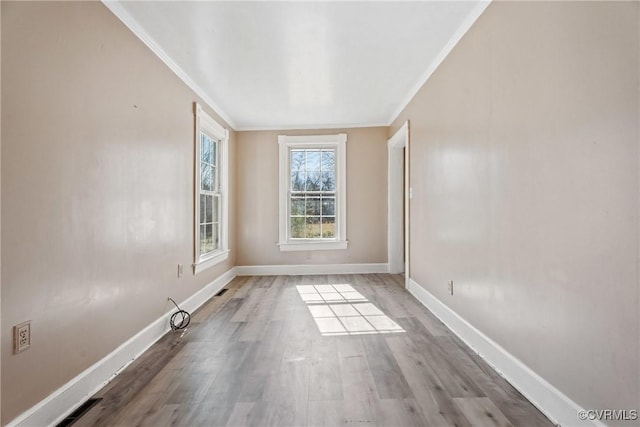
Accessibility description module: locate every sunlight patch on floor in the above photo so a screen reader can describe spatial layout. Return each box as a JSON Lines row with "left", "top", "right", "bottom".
{"left": 296, "top": 284, "right": 405, "bottom": 336}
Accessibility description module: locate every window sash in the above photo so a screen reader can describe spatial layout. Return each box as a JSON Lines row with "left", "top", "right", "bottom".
{"left": 199, "top": 192, "right": 221, "bottom": 255}
{"left": 289, "top": 193, "right": 336, "bottom": 240}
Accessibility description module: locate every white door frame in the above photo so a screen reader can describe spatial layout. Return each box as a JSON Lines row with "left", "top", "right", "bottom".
{"left": 387, "top": 121, "right": 410, "bottom": 284}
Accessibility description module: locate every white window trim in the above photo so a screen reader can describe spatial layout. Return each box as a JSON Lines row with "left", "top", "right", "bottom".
{"left": 278, "top": 133, "right": 348, "bottom": 252}
{"left": 193, "top": 102, "right": 230, "bottom": 274}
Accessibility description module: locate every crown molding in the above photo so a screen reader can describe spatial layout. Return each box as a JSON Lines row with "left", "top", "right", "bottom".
{"left": 101, "top": 1, "right": 237, "bottom": 130}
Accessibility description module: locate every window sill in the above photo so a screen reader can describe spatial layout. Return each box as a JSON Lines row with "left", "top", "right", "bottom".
{"left": 193, "top": 249, "right": 230, "bottom": 274}
{"left": 278, "top": 240, "right": 348, "bottom": 252}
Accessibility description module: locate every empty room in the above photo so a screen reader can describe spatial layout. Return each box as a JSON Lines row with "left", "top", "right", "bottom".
{"left": 1, "top": 1, "right": 638, "bottom": 426}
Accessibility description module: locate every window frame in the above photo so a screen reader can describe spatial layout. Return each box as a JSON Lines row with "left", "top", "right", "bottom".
{"left": 278, "top": 133, "right": 348, "bottom": 252}
{"left": 193, "top": 102, "right": 229, "bottom": 273}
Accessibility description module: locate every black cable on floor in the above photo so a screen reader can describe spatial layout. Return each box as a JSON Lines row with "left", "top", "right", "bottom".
{"left": 167, "top": 297, "right": 191, "bottom": 331}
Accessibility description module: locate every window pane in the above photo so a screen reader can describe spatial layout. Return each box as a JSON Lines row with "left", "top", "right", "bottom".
{"left": 321, "top": 171, "right": 335, "bottom": 191}
{"left": 211, "top": 165, "right": 218, "bottom": 191}
{"left": 291, "top": 171, "right": 305, "bottom": 191}
{"left": 213, "top": 223, "right": 220, "bottom": 250}
{"left": 322, "top": 197, "right": 335, "bottom": 216}
{"left": 211, "top": 140, "right": 217, "bottom": 165}
{"left": 204, "top": 224, "right": 213, "bottom": 253}
{"left": 200, "top": 194, "right": 206, "bottom": 225}
{"left": 199, "top": 224, "right": 208, "bottom": 254}
{"left": 205, "top": 195, "right": 213, "bottom": 223}
{"left": 201, "top": 163, "right": 212, "bottom": 191}
{"left": 201, "top": 134, "right": 209, "bottom": 164}
{"left": 306, "top": 197, "right": 321, "bottom": 216}
{"left": 201, "top": 133, "right": 214, "bottom": 164}
{"left": 210, "top": 138, "right": 216, "bottom": 165}
{"left": 322, "top": 217, "right": 335, "bottom": 238}
{"left": 322, "top": 150, "right": 335, "bottom": 171}
{"left": 212, "top": 195, "right": 219, "bottom": 222}
{"left": 306, "top": 216, "right": 321, "bottom": 238}
{"left": 306, "top": 171, "right": 321, "bottom": 191}
{"left": 291, "top": 217, "right": 305, "bottom": 238}
{"left": 291, "top": 150, "right": 305, "bottom": 172}
{"left": 306, "top": 150, "right": 321, "bottom": 171}
{"left": 291, "top": 197, "right": 305, "bottom": 215}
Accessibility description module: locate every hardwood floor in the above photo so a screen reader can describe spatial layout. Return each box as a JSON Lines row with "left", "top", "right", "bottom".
{"left": 73, "top": 274, "right": 553, "bottom": 427}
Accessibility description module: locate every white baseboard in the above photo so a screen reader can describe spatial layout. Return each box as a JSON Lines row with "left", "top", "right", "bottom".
{"left": 235, "top": 263, "right": 389, "bottom": 276}
{"left": 7, "top": 267, "right": 237, "bottom": 427}
{"left": 407, "top": 278, "right": 604, "bottom": 427}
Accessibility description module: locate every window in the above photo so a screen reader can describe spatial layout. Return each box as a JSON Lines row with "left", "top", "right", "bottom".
{"left": 194, "top": 103, "right": 229, "bottom": 273}
{"left": 278, "top": 134, "right": 347, "bottom": 251}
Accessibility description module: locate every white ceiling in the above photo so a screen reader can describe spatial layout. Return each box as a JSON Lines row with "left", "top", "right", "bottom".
{"left": 105, "top": 1, "right": 489, "bottom": 131}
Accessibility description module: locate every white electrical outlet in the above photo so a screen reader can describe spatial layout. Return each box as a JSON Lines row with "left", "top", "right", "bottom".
{"left": 448, "top": 280, "right": 454, "bottom": 295}
{"left": 14, "top": 321, "right": 31, "bottom": 353}
{"left": 177, "top": 264, "right": 184, "bottom": 278}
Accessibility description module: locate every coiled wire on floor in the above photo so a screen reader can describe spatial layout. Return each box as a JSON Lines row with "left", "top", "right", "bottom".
{"left": 167, "top": 297, "right": 191, "bottom": 331}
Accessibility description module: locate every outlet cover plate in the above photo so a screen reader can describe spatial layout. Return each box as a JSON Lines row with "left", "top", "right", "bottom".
{"left": 14, "top": 321, "right": 31, "bottom": 353}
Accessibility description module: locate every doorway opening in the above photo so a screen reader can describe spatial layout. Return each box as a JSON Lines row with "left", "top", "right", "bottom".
{"left": 387, "top": 121, "right": 409, "bottom": 284}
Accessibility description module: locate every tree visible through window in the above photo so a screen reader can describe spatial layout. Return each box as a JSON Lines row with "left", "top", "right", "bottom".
{"left": 290, "top": 149, "right": 336, "bottom": 239}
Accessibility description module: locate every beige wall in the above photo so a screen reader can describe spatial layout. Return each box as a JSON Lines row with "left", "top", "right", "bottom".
{"left": 236, "top": 128, "right": 388, "bottom": 266}
{"left": 1, "top": 2, "right": 236, "bottom": 423}
{"left": 391, "top": 1, "right": 639, "bottom": 421}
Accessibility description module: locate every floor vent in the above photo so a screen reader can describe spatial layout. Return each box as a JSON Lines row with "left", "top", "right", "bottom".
{"left": 56, "top": 397, "right": 102, "bottom": 427}
{"left": 215, "top": 288, "right": 228, "bottom": 296}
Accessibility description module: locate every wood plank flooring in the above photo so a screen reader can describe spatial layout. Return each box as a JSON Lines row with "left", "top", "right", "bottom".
{"left": 74, "top": 274, "right": 553, "bottom": 427}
